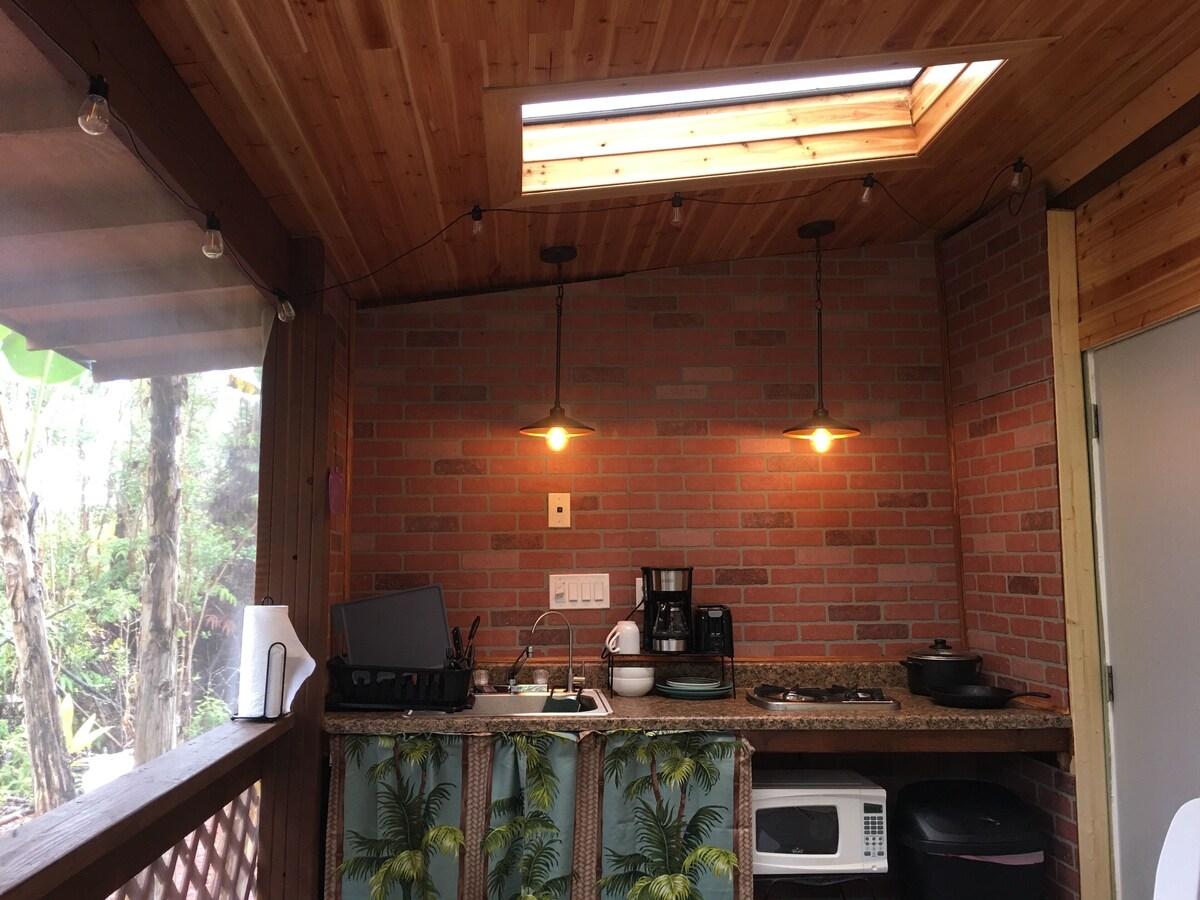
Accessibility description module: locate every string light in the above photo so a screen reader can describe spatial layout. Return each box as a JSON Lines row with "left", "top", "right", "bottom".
{"left": 77, "top": 75, "right": 110, "bottom": 136}
{"left": 201, "top": 212, "right": 225, "bottom": 259}
{"left": 857, "top": 174, "right": 876, "bottom": 207}
{"left": 1008, "top": 157, "right": 1029, "bottom": 193}
{"left": 670, "top": 192, "right": 683, "bottom": 227}
{"left": 470, "top": 204, "right": 484, "bottom": 238}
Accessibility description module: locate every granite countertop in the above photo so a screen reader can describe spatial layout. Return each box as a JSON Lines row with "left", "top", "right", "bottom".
{"left": 324, "top": 685, "right": 1071, "bottom": 736}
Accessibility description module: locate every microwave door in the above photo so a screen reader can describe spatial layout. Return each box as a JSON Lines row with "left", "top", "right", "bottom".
{"left": 757, "top": 805, "right": 840, "bottom": 857}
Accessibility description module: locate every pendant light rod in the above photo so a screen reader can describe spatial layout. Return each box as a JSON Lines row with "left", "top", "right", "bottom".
{"left": 785, "top": 219, "right": 860, "bottom": 451}
{"left": 520, "top": 245, "right": 591, "bottom": 451}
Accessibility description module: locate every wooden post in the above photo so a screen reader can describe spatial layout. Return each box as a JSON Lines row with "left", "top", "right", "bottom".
{"left": 255, "top": 236, "right": 350, "bottom": 899}
{"left": 1047, "top": 209, "right": 1115, "bottom": 900}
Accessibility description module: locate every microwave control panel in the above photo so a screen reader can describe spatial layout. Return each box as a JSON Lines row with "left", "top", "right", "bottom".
{"left": 863, "top": 801, "right": 886, "bottom": 858}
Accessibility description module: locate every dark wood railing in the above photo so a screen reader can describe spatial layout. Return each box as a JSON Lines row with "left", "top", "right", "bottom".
{"left": 0, "top": 719, "right": 292, "bottom": 900}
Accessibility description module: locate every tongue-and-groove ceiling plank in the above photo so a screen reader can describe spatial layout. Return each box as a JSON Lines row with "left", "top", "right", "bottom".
{"left": 125, "top": 0, "right": 1200, "bottom": 308}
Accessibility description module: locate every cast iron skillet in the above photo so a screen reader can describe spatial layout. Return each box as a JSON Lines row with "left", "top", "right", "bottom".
{"left": 929, "top": 684, "right": 1052, "bottom": 709}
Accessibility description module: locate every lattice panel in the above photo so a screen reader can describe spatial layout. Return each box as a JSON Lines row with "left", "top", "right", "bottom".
{"left": 108, "top": 781, "right": 261, "bottom": 900}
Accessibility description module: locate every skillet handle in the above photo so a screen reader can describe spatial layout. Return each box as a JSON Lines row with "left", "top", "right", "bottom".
{"left": 1011, "top": 691, "right": 1052, "bottom": 699}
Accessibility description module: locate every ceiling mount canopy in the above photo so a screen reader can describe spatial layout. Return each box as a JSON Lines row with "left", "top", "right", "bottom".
{"left": 519, "top": 245, "right": 594, "bottom": 451}
{"left": 784, "top": 219, "right": 861, "bottom": 452}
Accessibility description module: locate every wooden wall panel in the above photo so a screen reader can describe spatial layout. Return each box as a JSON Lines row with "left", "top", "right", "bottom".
{"left": 255, "top": 237, "right": 351, "bottom": 900}
{"left": 1076, "top": 126, "right": 1200, "bottom": 349}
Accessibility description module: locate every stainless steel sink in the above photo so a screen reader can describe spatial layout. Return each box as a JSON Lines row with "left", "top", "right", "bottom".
{"left": 456, "top": 688, "right": 612, "bottom": 717}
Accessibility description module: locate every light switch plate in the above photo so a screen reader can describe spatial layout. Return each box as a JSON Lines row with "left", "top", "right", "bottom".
{"left": 548, "top": 492, "right": 570, "bottom": 528}
{"left": 549, "top": 573, "right": 610, "bottom": 608}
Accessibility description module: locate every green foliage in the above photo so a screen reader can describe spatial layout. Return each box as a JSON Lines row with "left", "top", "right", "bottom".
{"left": 59, "top": 694, "right": 112, "bottom": 756}
{"left": 0, "top": 327, "right": 85, "bottom": 384}
{"left": 0, "top": 367, "right": 263, "bottom": 803}
{"left": 0, "top": 720, "right": 32, "bottom": 806}
{"left": 185, "top": 693, "right": 231, "bottom": 740}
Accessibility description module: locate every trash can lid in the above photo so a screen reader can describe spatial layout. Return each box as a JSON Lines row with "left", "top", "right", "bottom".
{"left": 895, "top": 780, "right": 1046, "bottom": 856}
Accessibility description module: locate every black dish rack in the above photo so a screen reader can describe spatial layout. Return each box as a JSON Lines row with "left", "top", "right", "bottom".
{"left": 326, "top": 657, "right": 472, "bottom": 711}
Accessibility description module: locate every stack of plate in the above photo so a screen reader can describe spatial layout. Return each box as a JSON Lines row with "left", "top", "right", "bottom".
{"left": 654, "top": 675, "right": 733, "bottom": 700}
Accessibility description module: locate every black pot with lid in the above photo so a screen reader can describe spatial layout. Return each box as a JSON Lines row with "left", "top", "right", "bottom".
{"left": 902, "top": 639, "right": 982, "bottom": 696}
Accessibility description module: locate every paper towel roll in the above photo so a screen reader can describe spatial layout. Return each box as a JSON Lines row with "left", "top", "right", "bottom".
{"left": 236, "top": 605, "right": 316, "bottom": 719}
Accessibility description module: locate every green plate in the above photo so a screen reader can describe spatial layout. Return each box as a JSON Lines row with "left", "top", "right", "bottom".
{"left": 655, "top": 682, "right": 733, "bottom": 700}
{"left": 665, "top": 676, "right": 722, "bottom": 689}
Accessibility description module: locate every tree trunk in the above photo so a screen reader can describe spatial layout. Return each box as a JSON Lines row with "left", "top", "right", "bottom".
{"left": 134, "top": 375, "right": 186, "bottom": 765}
{"left": 0, "top": 401, "right": 75, "bottom": 813}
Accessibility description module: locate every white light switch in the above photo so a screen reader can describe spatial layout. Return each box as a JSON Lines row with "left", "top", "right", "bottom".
{"left": 548, "top": 492, "right": 571, "bottom": 528}
{"left": 549, "top": 573, "right": 610, "bottom": 608}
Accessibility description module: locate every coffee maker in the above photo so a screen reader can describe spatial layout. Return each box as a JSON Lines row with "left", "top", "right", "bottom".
{"left": 641, "top": 566, "right": 693, "bottom": 653}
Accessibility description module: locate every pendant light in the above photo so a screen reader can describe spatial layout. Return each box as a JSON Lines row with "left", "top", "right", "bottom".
{"left": 519, "top": 245, "right": 594, "bottom": 451}
{"left": 784, "top": 220, "right": 860, "bottom": 452}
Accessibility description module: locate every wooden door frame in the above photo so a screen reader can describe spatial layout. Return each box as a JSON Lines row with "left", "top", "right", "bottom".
{"left": 1047, "top": 209, "right": 1115, "bottom": 899}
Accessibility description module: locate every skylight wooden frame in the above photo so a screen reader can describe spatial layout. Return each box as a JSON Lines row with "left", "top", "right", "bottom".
{"left": 482, "top": 39, "right": 1054, "bottom": 205}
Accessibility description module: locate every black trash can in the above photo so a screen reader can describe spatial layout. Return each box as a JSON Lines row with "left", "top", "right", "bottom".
{"left": 895, "top": 780, "right": 1045, "bottom": 900}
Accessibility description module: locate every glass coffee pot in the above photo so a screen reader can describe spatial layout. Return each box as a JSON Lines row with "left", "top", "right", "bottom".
{"left": 652, "top": 598, "right": 689, "bottom": 652}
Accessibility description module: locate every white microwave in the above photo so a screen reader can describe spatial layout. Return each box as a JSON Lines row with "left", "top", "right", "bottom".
{"left": 751, "top": 769, "right": 888, "bottom": 875}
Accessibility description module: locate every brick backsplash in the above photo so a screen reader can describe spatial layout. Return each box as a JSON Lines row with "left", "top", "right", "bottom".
{"left": 350, "top": 244, "right": 961, "bottom": 658}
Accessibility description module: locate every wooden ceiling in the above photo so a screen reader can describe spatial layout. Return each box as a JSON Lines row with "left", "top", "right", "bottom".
{"left": 11, "top": 0, "right": 1200, "bottom": 329}
{"left": 0, "top": 7, "right": 272, "bottom": 381}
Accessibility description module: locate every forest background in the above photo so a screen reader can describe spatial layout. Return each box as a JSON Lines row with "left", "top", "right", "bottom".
{"left": 0, "top": 341, "right": 259, "bottom": 825}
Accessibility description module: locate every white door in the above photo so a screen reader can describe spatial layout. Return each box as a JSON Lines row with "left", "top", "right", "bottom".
{"left": 1091, "top": 309, "right": 1200, "bottom": 898}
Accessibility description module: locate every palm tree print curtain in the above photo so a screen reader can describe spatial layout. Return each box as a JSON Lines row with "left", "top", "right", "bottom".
{"left": 598, "top": 731, "right": 740, "bottom": 900}
{"left": 339, "top": 733, "right": 465, "bottom": 900}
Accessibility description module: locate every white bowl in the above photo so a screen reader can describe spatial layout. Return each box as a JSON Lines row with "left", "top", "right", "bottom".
{"left": 614, "top": 666, "right": 654, "bottom": 678}
{"left": 611, "top": 669, "right": 655, "bottom": 697}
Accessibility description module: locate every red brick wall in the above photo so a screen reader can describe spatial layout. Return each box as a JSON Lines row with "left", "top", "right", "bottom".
{"left": 941, "top": 190, "right": 1068, "bottom": 706}
{"left": 349, "top": 245, "right": 961, "bottom": 658}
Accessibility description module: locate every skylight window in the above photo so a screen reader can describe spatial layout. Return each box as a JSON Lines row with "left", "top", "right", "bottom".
{"left": 482, "top": 45, "right": 1036, "bottom": 204}
{"left": 522, "top": 68, "right": 923, "bottom": 123}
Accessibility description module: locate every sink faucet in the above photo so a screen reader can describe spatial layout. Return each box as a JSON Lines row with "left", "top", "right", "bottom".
{"left": 531, "top": 610, "right": 575, "bottom": 694}
{"left": 506, "top": 645, "right": 532, "bottom": 685}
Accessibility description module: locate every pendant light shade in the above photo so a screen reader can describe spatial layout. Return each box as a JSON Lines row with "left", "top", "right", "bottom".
{"left": 520, "top": 245, "right": 594, "bottom": 451}
{"left": 784, "top": 220, "right": 860, "bottom": 451}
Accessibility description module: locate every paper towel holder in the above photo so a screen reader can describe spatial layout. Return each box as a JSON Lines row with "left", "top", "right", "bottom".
{"left": 233, "top": 595, "right": 299, "bottom": 722}
{"left": 232, "top": 640, "right": 288, "bottom": 722}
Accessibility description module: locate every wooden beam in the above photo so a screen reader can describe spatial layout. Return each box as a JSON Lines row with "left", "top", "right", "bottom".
{"left": 23, "top": 295, "right": 266, "bottom": 351}
{"left": 89, "top": 337, "right": 265, "bottom": 382}
{"left": 256, "top": 236, "right": 349, "bottom": 900}
{"left": 1047, "top": 208, "right": 1115, "bottom": 900}
{"left": 0, "top": 0, "right": 290, "bottom": 292}
{"left": 743, "top": 727, "right": 1071, "bottom": 754}
{"left": 0, "top": 719, "right": 290, "bottom": 900}
{"left": 1044, "top": 43, "right": 1200, "bottom": 199}
{"left": 0, "top": 263, "right": 251, "bottom": 311}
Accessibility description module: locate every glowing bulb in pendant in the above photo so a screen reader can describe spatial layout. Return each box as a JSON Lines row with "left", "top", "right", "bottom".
{"left": 547, "top": 427, "right": 569, "bottom": 452}
{"left": 77, "top": 75, "right": 110, "bottom": 136}
{"left": 810, "top": 428, "right": 833, "bottom": 453}
{"left": 202, "top": 213, "right": 224, "bottom": 259}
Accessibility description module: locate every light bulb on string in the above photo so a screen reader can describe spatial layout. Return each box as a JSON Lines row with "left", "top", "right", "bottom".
{"left": 202, "top": 213, "right": 224, "bottom": 259}
{"left": 857, "top": 174, "right": 876, "bottom": 207}
{"left": 77, "top": 75, "right": 110, "bottom": 136}
{"left": 271, "top": 290, "right": 296, "bottom": 323}
{"left": 670, "top": 192, "right": 683, "bottom": 227}
{"left": 470, "top": 205, "right": 484, "bottom": 239}
{"left": 1009, "top": 157, "right": 1029, "bottom": 193}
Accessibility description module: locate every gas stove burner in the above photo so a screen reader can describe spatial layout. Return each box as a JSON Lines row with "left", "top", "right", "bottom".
{"left": 747, "top": 683, "right": 900, "bottom": 711}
